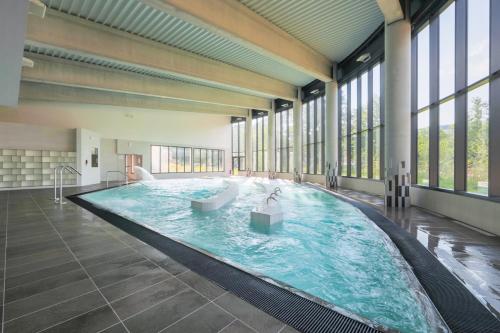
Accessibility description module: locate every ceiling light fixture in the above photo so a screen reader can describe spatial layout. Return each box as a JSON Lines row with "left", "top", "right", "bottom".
{"left": 310, "top": 89, "right": 320, "bottom": 95}
{"left": 356, "top": 53, "right": 371, "bottom": 63}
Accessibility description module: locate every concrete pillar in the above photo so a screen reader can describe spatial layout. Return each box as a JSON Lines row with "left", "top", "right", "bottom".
{"left": 245, "top": 109, "right": 253, "bottom": 174}
{"left": 293, "top": 88, "right": 303, "bottom": 179}
{"left": 0, "top": 0, "right": 29, "bottom": 107}
{"left": 384, "top": 19, "right": 411, "bottom": 206}
{"left": 268, "top": 103, "right": 276, "bottom": 174}
{"left": 325, "top": 79, "right": 339, "bottom": 187}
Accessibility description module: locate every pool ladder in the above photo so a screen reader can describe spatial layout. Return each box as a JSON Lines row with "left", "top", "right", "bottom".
{"left": 266, "top": 187, "right": 281, "bottom": 205}
{"left": 53, "top": 165, "right": 81, "bottom": 205}
{"left": 106, "top": 170, "right": 128, "bottom": 187}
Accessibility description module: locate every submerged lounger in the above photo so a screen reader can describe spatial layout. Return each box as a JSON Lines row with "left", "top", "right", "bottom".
{"left": 191, "top": 181, "right": 239, "bottom": 211}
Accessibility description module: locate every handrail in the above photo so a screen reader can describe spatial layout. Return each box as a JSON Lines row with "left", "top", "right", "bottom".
{"left": 53, "top": 165, "right": 65, "bottom": 202}
{"left": 64, "top": 165, "right": 82, "bottom": 175}
{"left": 106, "top": 170, "right": 128, "bottom": 187}
{"left": 58, "top": 165, "right": 81, "bottom": 205}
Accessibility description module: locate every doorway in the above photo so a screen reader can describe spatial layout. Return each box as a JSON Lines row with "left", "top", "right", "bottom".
{"left": 125, "top": 154, "right": 143, "bottom": 181}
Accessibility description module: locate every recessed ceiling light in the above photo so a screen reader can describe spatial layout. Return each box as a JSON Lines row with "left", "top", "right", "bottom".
{"left": 311, "top": 89, "right": 319, "bottom": 95}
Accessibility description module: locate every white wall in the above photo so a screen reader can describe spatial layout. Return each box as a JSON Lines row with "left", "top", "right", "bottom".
{"left": 338, "top": 177, "right": 385, "bottom": 196}
{"left": 411, "top": 187, "right": 500, "bottom": 236}
{"left": 0, "top": 101, "right": 231, "bottom": 182}
{"left": 0, "top": 122, "right": 75, "bottom": 151}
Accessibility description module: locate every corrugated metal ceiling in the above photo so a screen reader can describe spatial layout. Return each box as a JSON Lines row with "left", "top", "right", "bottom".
{"left": 40, "top": 0, "right": 314, "bottom": 86}
{"left": 23, "top": 44, "right": 273, "bottom": 97}
{"left": 239, "top": 0, "right": 384, "bottom": 62}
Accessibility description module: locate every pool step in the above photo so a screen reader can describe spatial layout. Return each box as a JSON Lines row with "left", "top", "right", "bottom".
{"left": 191, "top": 181, "right": 239, "bottom": 211}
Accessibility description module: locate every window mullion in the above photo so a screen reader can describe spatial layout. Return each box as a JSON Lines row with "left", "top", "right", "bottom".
{"left": 490, "top": 0, "right": 500, "bottom": 196}
{"left": 429, "top": 17, "right": 440, "bottom": 187}
{"left": 357, "top": 76, "right": 362, "bottom": 177}
{"left": 368, "top": 68, "right": 374, "bottom": 179}
{"left": 454, "top": 0, "right": 467, "bottom": 191}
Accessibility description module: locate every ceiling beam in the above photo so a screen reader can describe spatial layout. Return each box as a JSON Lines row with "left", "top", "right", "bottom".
{"left": 19, "top": 82, "right": 248, "bottom": 117}
{"left": 376, "top": 0, "right": 404, "bottom": 24}
{"left": 22, "top": 55, "right": 271, "bottom": 111}
{"left": 142, "top": 0, "right": 333, "bottom": 82}
{"left": 25, "top": 10, "right": 296, "bottom": 100}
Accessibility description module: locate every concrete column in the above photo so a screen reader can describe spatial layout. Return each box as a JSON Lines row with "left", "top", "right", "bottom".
{"left": 245, "top": 109, "right": 253, "bottom": 174}
{"left": 0, "top": 0, "right": 29, "bottom": 107}
{"left": 267, "top": 103, "right": 276, "bottom": 174}
{"left": 293, "top": 88, "right": 303, "bottom": 179}
{"left": 325, "top": 79, "right": 339, "bottom": 186}
{"left": 384, "top": 19, "right": 411, "bottom": 205}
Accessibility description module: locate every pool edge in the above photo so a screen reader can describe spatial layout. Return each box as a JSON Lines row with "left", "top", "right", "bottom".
{"left": 67, "top": 189, "right": 386, "bottom": 333}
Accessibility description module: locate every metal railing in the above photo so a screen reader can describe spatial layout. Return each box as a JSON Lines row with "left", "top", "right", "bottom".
{"left": 106, "top": 170, "right": 128, "bottom": 187}
{"left": 53, "top": 165, "right": 81, "bottom": 204}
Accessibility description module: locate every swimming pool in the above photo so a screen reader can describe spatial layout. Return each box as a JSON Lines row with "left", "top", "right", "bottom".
{"left": 81, "top": 177, "right": 446, "bottom": 333}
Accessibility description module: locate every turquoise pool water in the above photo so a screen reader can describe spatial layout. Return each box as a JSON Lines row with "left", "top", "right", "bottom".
{"left": 82, "top": 178, "right": 445, "bottom": 333}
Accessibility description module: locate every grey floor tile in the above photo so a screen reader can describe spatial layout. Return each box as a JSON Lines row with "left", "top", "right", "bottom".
{"left": 162, "top": 302, "right": 234, "bottom": 333}
{"left": 42, "top": 305, "right": 120, "bottom": 333}
{"left": 6, "top": 239, "right": 65, "bottom": 258}
{"left": 6, "top": 246, "right": 71, "bottom": 268}
{"left": 5, "top": 268, "right": 87, "bottom": 303}
{"left": 101, "top": 267, "right": 172, "bottom": 302}
{"left": 79, "top": 247, "right": 137, "bottom": 268}
{"left": 219, "top": 320, "right": 256, "bottom": 333}
{"left": 177, "top": 270, "right": 226, "bottom": 300}
{"left": 72, "top": 242, "right": 129, "bottom": 260}
{"left": 123, "top": 289, "right": 208, "bottom": 333}
{"left": 215, "top": 293, "right": 284, "bottom": 333}
{"left": 86, "top": 253, "right": 145, "bottom": 277}
{"left": 4, "top": 278, "right": 96, "bottom": 322}
{"left": 99, "top": 323, "right": 129, "bottom": 333}
{"left": 154, "top": 257, "right": 189, "bottom": 276}
{"left": 92, "top": 259, "right": 157, "bottom": 288}
{"left": 5, "top": 260, "right": 80, "bottom": 288}
{"left": 6, "top": 252, "right": 74, "bottom": 278}
{"left": 4, "top": 291, "right": 106, "bottom": 333}
{"left": 112, "top": 277, "right": 186, "bottom": 319}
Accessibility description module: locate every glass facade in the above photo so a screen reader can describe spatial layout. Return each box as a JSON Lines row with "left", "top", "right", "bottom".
{"left": 275, "top": 107, "right": 294, "bottom": 173}
{"left": 339, "top": 62, "right": 384, "bottom": 180}
{"left": 302, "top": 95, "right": 325, "bottom": 175}
{"left": 412, "top": 0, "right": 496, "bottom": 196}
{"left": 231, "top": 119, "right": 246, "bottom": 172}
{"left": 151, "top": 146, "right": 224, "bottom": 173}
{"left": 252, "top": 112, "right": 268, "bottom": 172}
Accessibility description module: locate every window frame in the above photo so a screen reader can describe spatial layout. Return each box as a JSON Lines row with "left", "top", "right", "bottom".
{"left": 411, "top": 0, "right": 500, "bottom": 200}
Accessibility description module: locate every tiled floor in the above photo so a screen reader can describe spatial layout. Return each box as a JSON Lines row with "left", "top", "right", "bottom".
{"left": 0, "top": 184, "right": 298, "bottom": 333}
{"left": 335, "top": 188, "right": 500, "bottom": 319}
{"left": 1, "top": 183, "right": 499, "bottom": 333}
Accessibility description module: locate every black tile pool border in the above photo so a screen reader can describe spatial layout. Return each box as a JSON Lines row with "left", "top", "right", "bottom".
{"left": 68, "top": 184, "right": 500, "bottom": 333}
{"left": 307, "top": 184, "right": 500, "bottom": 333}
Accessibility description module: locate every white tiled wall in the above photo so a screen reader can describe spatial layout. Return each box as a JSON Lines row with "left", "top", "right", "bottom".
{"left": 0, "top": 149, "right": 76, "bottom": 188}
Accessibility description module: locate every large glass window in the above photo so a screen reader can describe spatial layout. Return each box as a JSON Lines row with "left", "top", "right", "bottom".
{"left": 417, "top": 110, "right": 430, "bottom": 186}
{"left": 340, "top": 84, "right": 348, "bottom": 177}
{"left": 275, "top": 107, "right": 294, "bottom": 173}
{"left": 439, "top": 99, "right": 455, "bottom": 189}
{"left": 231, "top": 119, "right": 245, "bottom": 172}
{"left": 350, "top": 78, "right": 358, "bottom": 177}
{"left": 301, "top": 95, "right": 325, "bottom": 174}
{"left": 412, "top": 0, "right": 495, "bottom": 197}
{"left": 439, "top": 2, "right": 455, "bottom": 99}
{"left": 467, "top": 84, "right": 489, "bottom": 195}
{"left": 252, "top": 112, "right": 268, "bottom": 172}
{"left": 151, "top": 145, "right": 223, "bottom": 173}
{"left": 467, "top": 0, "right": 489, "bottom": 85}
{"left": 338, "top": 63, "right": 384, "bottom": 180}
